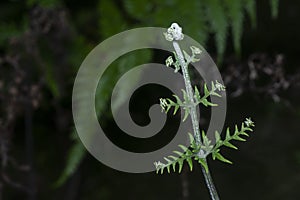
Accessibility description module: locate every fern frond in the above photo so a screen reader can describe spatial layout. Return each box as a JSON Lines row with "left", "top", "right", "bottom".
{"left": 270, "top": 0, "right": 279, "bottom": 19}
{"left": 205, "top": 0, "right": 228, "bottom": 63}
{"left": 243, "top": 0, "right": 257, "bottom": 28}
{"left": 54, "top": 140, "right": 86, "bottom": 187}
{"left": 225, "top": 0, "right": 244, "bottom": 56}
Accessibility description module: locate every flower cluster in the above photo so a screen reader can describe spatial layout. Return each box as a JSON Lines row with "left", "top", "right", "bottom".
{"left": 215, "top": 80, "right": 226, "bottom": 91}
{"left": 163, "top": 23, "right": 184, "bottom": 41}
{"left": 190, "top": 46, "right": 202, "bottom": 54}
{"left": 245, "top": 118, "right": 255, "bottom": 127}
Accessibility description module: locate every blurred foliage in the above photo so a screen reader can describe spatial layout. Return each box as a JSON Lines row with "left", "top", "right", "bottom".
{"left": 123, "top": 0, "right": 279, "bottom": 62}
{"left": 0, "top": 0, "right": 284, "bottom": 198}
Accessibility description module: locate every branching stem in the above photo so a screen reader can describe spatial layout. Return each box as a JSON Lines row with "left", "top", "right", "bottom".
{"left": 172, "top": 41, "right": 220, "bottom": 200}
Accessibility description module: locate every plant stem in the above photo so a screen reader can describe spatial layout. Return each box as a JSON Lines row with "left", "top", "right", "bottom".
{"left": 201, "top": 159, "right": 220, "bottom": 200}
{"left": 172, "top": 41, "right": 201, "bottom": 144}
{"left": 172, "top": 41, "right": 220, "bottom": 200}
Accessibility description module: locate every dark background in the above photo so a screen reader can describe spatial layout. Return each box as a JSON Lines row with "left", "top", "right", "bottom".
{"left": 0, "top": 0, "right": 300, "bottom": 200}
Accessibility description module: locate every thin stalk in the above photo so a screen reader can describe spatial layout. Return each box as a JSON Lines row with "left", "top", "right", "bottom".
{"left": 172, "top": 41, "right": 220, "bottom": 200}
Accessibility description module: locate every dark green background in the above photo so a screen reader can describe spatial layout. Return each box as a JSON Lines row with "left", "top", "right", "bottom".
{"left": 0, "top": 0, "right": 299, "bottom": 199}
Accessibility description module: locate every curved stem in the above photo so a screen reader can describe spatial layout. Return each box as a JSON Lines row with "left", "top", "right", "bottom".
{"left": 172, "top": 41, "right": 220, "bottom": 200}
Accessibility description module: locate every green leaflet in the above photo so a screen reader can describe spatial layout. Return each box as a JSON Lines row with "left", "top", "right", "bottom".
{"left": 154, "top": 119, "right": 255, "bottom": 174}
{"left": 154, "top": 135, "right": 201, "bottom": 174}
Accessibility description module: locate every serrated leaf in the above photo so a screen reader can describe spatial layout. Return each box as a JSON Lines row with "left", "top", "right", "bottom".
{"left": 166, "top": 98, "right": 175, "bottom": 105}
{"left": 188, "top": 132, "right": 197, "bottom": 149}
{"left": 164, "top": 157, "right": 171, "bottom": 163}
{"left": 187, "top": 158, "right": 193, "bottom": 171}
{"left": 202, "top": 130, "right": 207, "bottom": 144}
{"left": 188, "top": 132, "right": 194, "bottom": 143}
{"left": 166, "top": 105, "right": 171, "bottom": 113}
{"left": 185, "top": 149, "right": 193, "bottom": 156}
{"left": 226, "top": 127, "right": 231, "bottom": 140}
{"left": 173, "top": 151, "right": 183, "bottom": 157}
{"left": 239, "top": 131, "right": 249, "bottom": 137}
{"left": 172, "top": 162, "right": 176, "bottom": 172}
{"left": 234, "top": 125, "right": 239, "bottom": 134}
{"left": 207, "top": 100, "right": 218, "bottom": 107}
{"left": 168, "top": 155, "right": 178, "bottom": 161}
{"left": 178, "top": 144, "right": 188, "bottom": 152}
{"left": 192, "top": 148, "right": 199, "bottom": 154}
{"left": 211, "top": 81, "right": 216, "bottom": 90}
{"left": 159, "top": 167, "right": 163, "bottom": 174}
{"left": 202, "top": 131, "right": 212, "bottom": 150}
{"left": 204, "top": 84, "right": 209, "bottom": 96}
{"left": 198, "top": 158, "right": 209, "bottom": 173}
{"left": 178, "top": 160, "right": 183, "bottom": 173}
{"left": 223, "top": 141, "right": 238, "bottom": 150}
{"left": 173, "top": 94, "right": 183, "bottom": 105}
{"left": 201, "top": 99, "right": 208, "bottom": 107}
{"left": 194, "top": 86, "right": 201, "bottom": 101}
{"left": 215, "top": 131, "right": 221, "bottom": 143}
{"left": 173, "top": 105, "right": 179, "bottom": 115}
{"left": 210, "top": 91, "right": 221, "bottom": 98}
{"left": 243, "top": 127, "right": 253, "bottom": 132}
{"left": 232, "top": 135, "right": 246, "bottom": 142}
{"left": 167, "top": 165, "right": 171, "bottom": 173}
{"left": 183, "top": 108, "right": 190, "bottom": 122}
{"left": 182, "top": 89, "right": 189, "bottom": 103}
{"left": 214, "top": 152, "right": 232, "bottom": 164}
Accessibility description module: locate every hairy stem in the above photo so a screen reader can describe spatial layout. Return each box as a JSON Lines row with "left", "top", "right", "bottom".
{"left": 201, "top": 159, "right": 220, "bottom": 200}
{"left": 172, "top": 41, "right": 220, "bottom": 200}
{"left": 173, "top": 41, "right": 201, "bottom": 144}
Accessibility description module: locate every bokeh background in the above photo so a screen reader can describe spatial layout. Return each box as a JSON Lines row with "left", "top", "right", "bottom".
{"left": 1, "top": 0, "right": 300, "bottom": 199}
